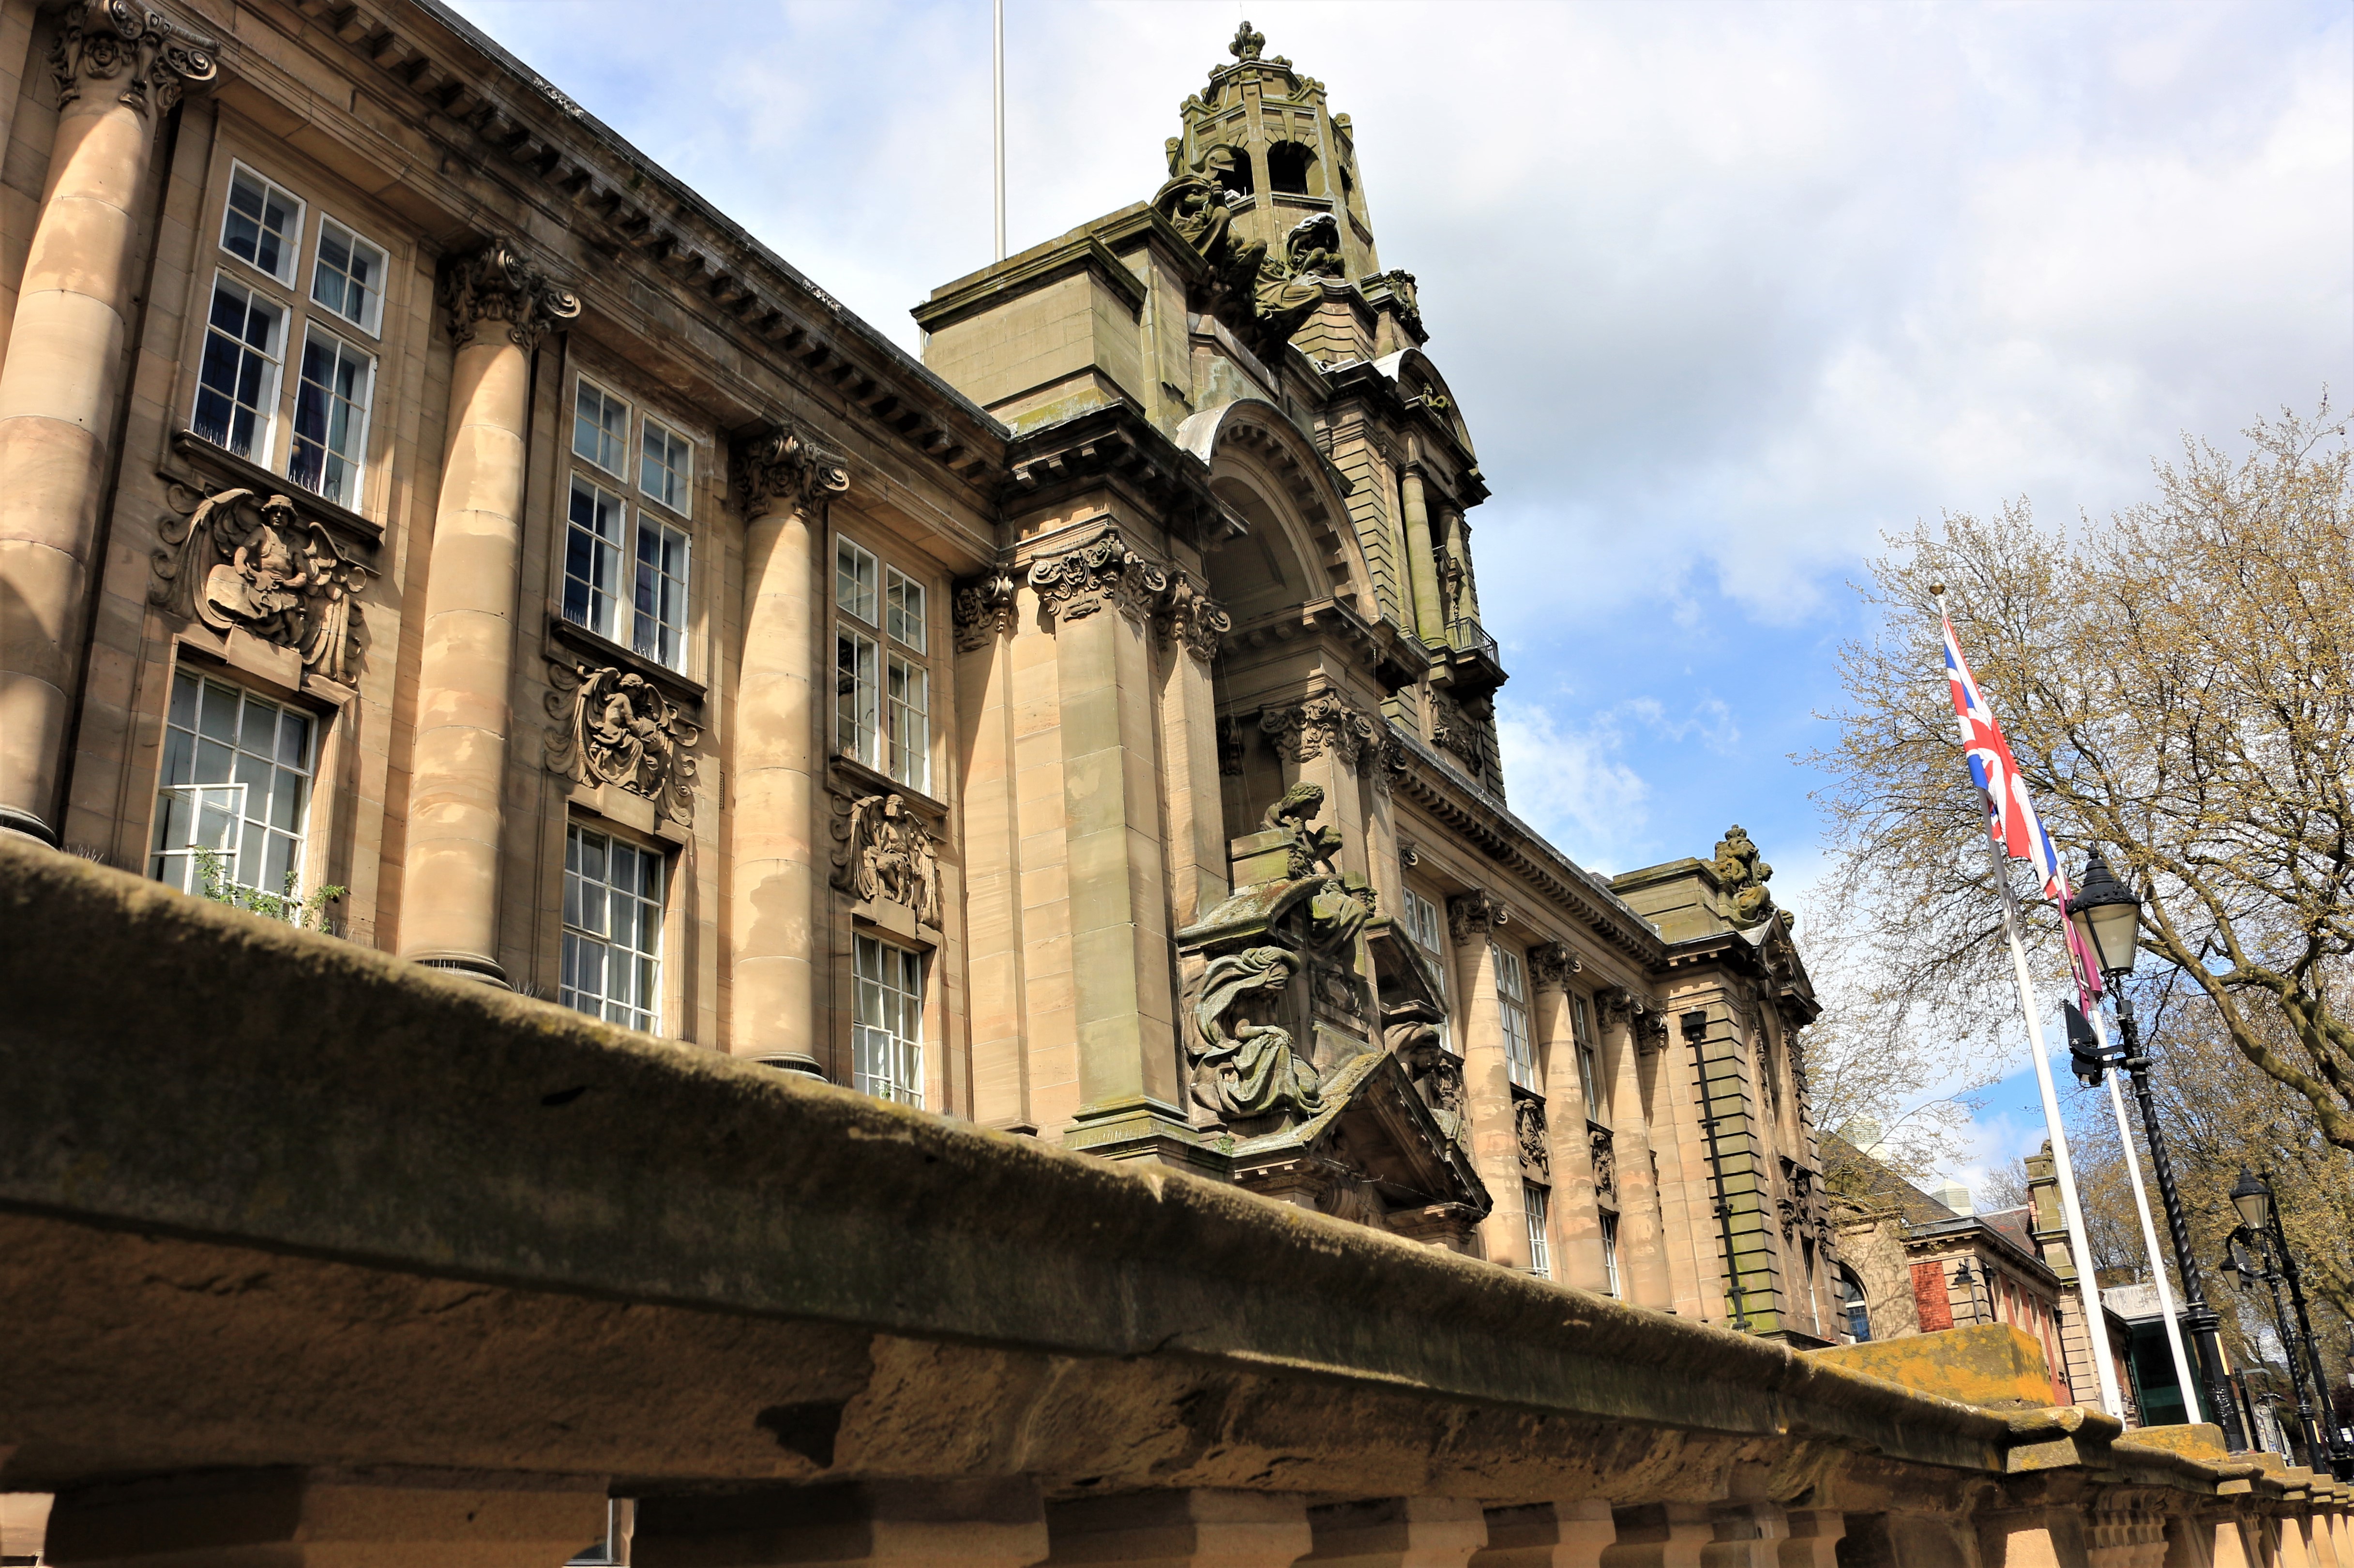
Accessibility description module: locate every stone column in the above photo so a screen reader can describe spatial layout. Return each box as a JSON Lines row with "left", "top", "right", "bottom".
{"left": 1599, "top": 992, "right": 1673, "bottom": 1310}
{"left": 395, "top": 240, "right": 578, "bottom": 984}
{"left": 1027, "top": 528, "right": 1187, "bottom": 1159}
{"left": 728, "top": 423, "right": 847, "bottom": 1074}
{"left": 1397, "top": 467, "right": 1444, "bottom": 646}
{"left": 0, "top": 2, "right": 215, "bottom": 846}
{"left": 1450, "top": 890, "right": 1527, "bottom": 1269}
{"left": 1154, "top": 572, "right": 1232, "bottom": 930}
{"left": 634, "top": 1479, "right": 1049, "bottom": 1568}
{"left": 1304, "top": 1498, "right": 1487, "bottom": 1568}
{"left": 2201, "top": 1513, "right": 2256, "bottom": 1568}
{"left": 1528, "top": 944, "right": 1602, "bottom": 1291}
{"left": 43, "top": 1467, "right": 607, "bottom": 1567}
{"left": 1044, "top": 1489, "right": 1312, "bottom": 1568}
{"left": 1473, "top": 1502, "right": 1614, "bottom": 1568}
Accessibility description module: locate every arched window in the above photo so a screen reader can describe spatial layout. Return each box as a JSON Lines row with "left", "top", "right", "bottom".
{"left": 1834, "top": 1265, "right": 1871, "bottom": 1342}
{"left": 1267, "top": 140, "right": 1315, "bottom": 196}
{"left": 1205, "top": 144, "right": 1253, "bottom": 199}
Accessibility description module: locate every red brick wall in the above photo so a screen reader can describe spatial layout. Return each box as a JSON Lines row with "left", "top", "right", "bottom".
{"left": 1911, "top": 1261, "right": 1955, "bottom": 1331}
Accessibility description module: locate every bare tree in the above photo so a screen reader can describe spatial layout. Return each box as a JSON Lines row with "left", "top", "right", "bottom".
{"left": 1812, "top": 405, "right": 2354, "bottom": 1159}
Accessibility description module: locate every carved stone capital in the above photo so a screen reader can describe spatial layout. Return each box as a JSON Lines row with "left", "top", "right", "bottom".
{"left": 1515, "top": 1097, "right": 1549, "bottom": 1181}
{"left": 1447, "top": 889, "right": 1508, "bottom": 945}
{"left": 736, "top": 421, "right": 849, "bottom": 517}
{"left": 50, "top": 1, "right": 218, "bottom": 118}
{"left": 1527, "top": 941, "right": 1581, "bottom": 992}
{"left": 1595, "top": 987, "right": 1637, "bottom": 1029}
{"left": 544, "top": 660, "right": 700, "bottom": 825}
{"left": 438, "top": 238, "right": 582, "bottom": 352}
{"left": 1026, "top": 527, "right": 1166, "bottom": 626}
{"left": 951, "top": 570, "right": 1018, "bottom": 652}
{"left": 150, "top": 486, "right": 370, "bottom": 685}
{"left": 1155, "top": 572, "right": 1231, "bottom": 663}
{"left": 1367, "top": 735, "right": 1410, "bottom": 794}
{"left": 1260, "top": 692, "right": 1379, "bottom": 766}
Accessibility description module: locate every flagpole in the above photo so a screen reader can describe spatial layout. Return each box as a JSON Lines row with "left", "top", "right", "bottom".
{"left": 1988, "top": 814, "right": 2125, "bottom": 1417}
{"left": 2092, "top": 1005, "right": 2200, "bottom": 1415}
{"left": 992, "top": 0, "right": 1006, "bottom": 262}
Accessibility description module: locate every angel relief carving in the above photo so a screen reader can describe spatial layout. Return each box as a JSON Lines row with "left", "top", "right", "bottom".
{"left": 544, "top": 661, "right": 700, "bottom": 824}
{"left": 151, "top": 487, "right": 369, "bottom": 684}
{"left": 834, "top": 793, "right": 943, "bottom": 929}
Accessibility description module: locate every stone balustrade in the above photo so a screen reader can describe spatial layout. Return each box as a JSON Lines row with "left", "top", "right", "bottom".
{"left": 1, "top": 839, "right": 2348, "bottom": 1567}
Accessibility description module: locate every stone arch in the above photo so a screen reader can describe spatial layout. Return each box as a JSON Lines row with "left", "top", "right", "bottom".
{"left": 1178, "top": 397, "right": 1366, "bottom": 621}
{"left": 1372, "top": 348, "right": 1476, "bottom": 456}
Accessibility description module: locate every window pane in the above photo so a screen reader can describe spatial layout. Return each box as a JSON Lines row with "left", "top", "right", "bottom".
{"left": 194, "top": 278, "right": 283, "bottom": 461}
{"left": 564, "top": 477, "right": 625, "bottom": 640}
{"left": 632, "top": 522, "right": 691, "bottom": 672}
{"left": 837, "top": 627, "right": 878, "bottom": 767}
{"left": 640, "top": 420, "right": 691, "bottom": 512}
{"left": 837, "top": 537, "right": 876, "bottom": 624}
{"left": 289, "top": 330, "right": 373, "bottom": 507}
{"left": 887, "top": 655, "right": 928, "bottom": 791}
{"left": 560, "top": 825, "right": 664, "bottom": 1034}
{"left": 885, "top": 569, "right": 926, "bottom": 653}
{"left": 573, "top": 380, "right": 628, "bottom": 473}
{"left": 221, "top": 166, "right": 302, "bottom": 282}
{"left": 310, "top": 217, "right": 386, "bottom": 334}
{"left": 151, "top": 677, "right": 314, "bottom": 913}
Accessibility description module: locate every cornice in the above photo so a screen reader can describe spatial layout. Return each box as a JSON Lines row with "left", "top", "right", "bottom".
{"left": 915, "top": 233, "right": 1147, "bottom": 336}
{"left": 1389, "top": 731, "right": 1664, "bottom": 965}
{"left": 1224, "top": 597, "right": 1431, "bottom": 694}
{"left": 1000, "top": 404, "right": 1224, "bottom": 548}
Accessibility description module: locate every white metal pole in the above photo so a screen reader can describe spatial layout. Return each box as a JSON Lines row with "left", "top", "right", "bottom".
{"left": 992, "top": 0, "right": 1006, "bottom": 263}
{"left": 2093, "top": 1005, "right": 2200, "bottom": 1417}
{"left": 1991, "top": 856, "right": 2126, "bottom": 1419}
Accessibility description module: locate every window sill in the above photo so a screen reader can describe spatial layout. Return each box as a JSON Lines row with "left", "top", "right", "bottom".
{"left": 828, "top": 752, "right": 950, "bottom": 823}
{"left": 167, "top": 429, "right": 383, "bottom": 552}
{"left": 546, "top": 613, "right": 706, "bottom": 709}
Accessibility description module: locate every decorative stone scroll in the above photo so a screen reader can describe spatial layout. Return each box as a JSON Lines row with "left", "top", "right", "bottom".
{"left": 1191, "top": 946, "right": 1320, "bottom": 1121}
{"left": 1155, "top": 573, "right": 1231, "bottom": 663}
{"left": 438, "top": 237, "right": 582, "bottom": 351}
{"left": 1259, "top": 692, "right": 1379, "bottom": 765}
{"left": 1366, "top": 735, "right": 1411, "bottom": 794}
{"left": 1590, "top": 1125, "right": 1617, "bottom": 1200}
{"left": 151, "top": 487, "right": 370, "bottom": 684}
{"left": 1026, "top": 527, "right": 1166, "bottom": 624}
{"left": 832, "top": 792, "right": 944, "bottom": 930}
{"left": 1527, "top": 941, "right": 1581, "bottom": 991}
{"left": 736, "top": 421, "right": 849, "bottom": 515}
{"left": 1712, "top": 824, "right": 1777, "bottom": 928}
{"left": 50, "top": 0, "right": 217, "bottom": 117}
{"left": 1515, "top": 1098, "right": 1549, "bottom": 1181}
{"left": 544, "top": 660, "right": 700, "bottom": 824}
{"left": 1447, "top": 888, "right": 1508, "bottom": 945}
{"left": 951, "top": 571, "right": 1018, "bottom": 652}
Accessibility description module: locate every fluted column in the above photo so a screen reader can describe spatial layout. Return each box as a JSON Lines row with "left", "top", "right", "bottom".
{"left": 1450, "top": 890, "right": 1526, "bottom": 1268}
{"left": 0, "top": 2, "right": 215, "bottom": 846}
{"left": 396, "top": 240, "right": 578, "bottom": 983}
{"left": 1600, "top": 990, "right": 1673, "bottom": 1310}
{"left": 728, "top": 423, "right": 847, "bottom": 1074}
{"left": 1529, "top": 943, "right": 1603, "bottom": 1292}
{"left": 1398, "top": 467, "right": 1444, "bottom": 646}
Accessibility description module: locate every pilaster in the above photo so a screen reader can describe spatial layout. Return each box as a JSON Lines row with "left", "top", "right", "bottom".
{"left": 1530, "top": 944, "right": 1599, "bottom": 1290}
{"left": 1599, "top": 989, "right": 1672, "bottom": 1310}
{"left": 1451, "top": 889, "right": 1526, "bottom": 1268}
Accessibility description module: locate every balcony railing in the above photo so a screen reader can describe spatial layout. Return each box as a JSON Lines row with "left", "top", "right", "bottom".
{"left": 1448, "top": 615, "right": 1499, "bottom": 663}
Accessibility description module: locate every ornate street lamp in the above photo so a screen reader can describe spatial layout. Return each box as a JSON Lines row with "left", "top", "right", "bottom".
{"left": 2066, "top": 848, "right": 2250, "bottom": 1450}
{"left": 2231, "top": 1170, "right": 2354, "bottom": 1479}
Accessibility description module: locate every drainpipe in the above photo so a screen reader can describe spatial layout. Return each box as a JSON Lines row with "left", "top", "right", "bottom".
{"left": 1688, "top": 1008, "right": 1749, "bottom": 1332}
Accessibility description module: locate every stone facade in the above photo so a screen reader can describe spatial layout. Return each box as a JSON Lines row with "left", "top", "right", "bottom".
{"left": 0, "top": 2, "right": 1848, "bottom": 1344}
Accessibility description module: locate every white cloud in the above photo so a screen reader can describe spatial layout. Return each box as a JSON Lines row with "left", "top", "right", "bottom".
{"left": 1493, "top": 699, "right": 1652, "bottom": 874}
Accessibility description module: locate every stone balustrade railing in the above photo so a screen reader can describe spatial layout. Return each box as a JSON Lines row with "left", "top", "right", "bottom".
{"left": 0, "top": 839, "right": 2346, "bottom": 1567}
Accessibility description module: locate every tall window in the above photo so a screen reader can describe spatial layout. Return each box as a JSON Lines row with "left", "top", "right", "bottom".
{"left": 837, "top": 539, "right": 930, "bottom": 791}
{"left": 1835, "top": 1265, "right": 1871, "bottom": 1342}
{"left": 1601, "top": 1212, "right": 1623, "bottom": 1299}
{"left": 853, "top": 934, "right": 924, "bottom": 1107}
{"left": 1524, "top": 1183, "right": 1552, "bottom": 1279}
{"left": 1401, "top": 887, "right": 1451, "bottom": 1049}
{"left": 1495, "top": 944, "right": 1535, "bottom": 1090}
{"left": 150, "top": 671, "right": 314, "bottom": 901}
{"left": 1572, "top": 992, "right": 1606, "bottom": 1122}
{"left": 562, "top": 376, "right": 695, "bottom": 673}
{"left": 561, "top": 826, "right": 664, "bottom": 1034}
{"left": 196, "top": 161, "right": 383, "bottom": 509}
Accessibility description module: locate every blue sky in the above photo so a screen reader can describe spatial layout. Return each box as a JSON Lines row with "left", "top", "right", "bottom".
{"left": 449, "top": 0, "right": 2354, "bottom": 1190}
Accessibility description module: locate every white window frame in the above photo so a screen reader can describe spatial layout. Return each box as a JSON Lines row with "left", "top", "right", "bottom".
{"left": 853, "top": 932, "right": 925, "bottom": 1108}
{"left": 836, "top": 536, "right": 930, "bottom": 789}
{"left": 1402, "top": 886, "right": 1452, "bottom": 1050}
{"left": 837, "top": 536, "right": 879, "bottom": 623}
{"left": 561, "top": 375, "right": 698, "bottom": 675}
{"left": 561, "top": 824, "right": 666, "bottom": 1035}
{"left": 886, "top": 652, "right": 929, "bottom": 792}
{"left": 1495, "top": 944, "right": 1535, "bottom": 1090}
{"left": 573, "top": 375, "right": 631, "bottom": 477}
{"left": 1524, "top": 1183, "right": 1552, "bottom": 1279}
{"left": 288, "top": 322, "right": 375, "bottom": 509}
{"left": 1601, "top": 1212, "right": 1622, "bottom": 1298}
{"left": 563, "top": 473, "right": 628, "bottom": 642}
{"left": 884, "top": 565, "right": 927, "bottom": 653}
{"left": 837, "top": 624, "right": 880, "bottom": 768}
{"left": 639, "top": 415, "right": 693, "bottom": 513}
{"left": 149, "top": 670, "right": 317, "bottom": 910}
{"left": 310, "top": 212, "right": 388, "bottom": 337}
{"left": 1572, "top": 992, "right": 1605, "bottom": 1122}
{"left": 633, "top": 514, "right": 692, "bottom": 672}
{"left": 219, "top": 159, "right": 305, "bottom": 286}
{"left": 192, "top": 271, "right": 287, "bottom": 465}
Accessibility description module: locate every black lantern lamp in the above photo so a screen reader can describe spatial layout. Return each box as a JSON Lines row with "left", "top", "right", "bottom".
{"left": 2067, "top": 847, "right": 2143, "bottom": 977}
{"left": 2231, "top": 1169, "right": 2276, "bottom": 1236}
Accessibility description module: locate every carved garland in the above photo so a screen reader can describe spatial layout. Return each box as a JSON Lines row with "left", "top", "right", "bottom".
{"left": 1026, "top": 527, "right": 1166, "bottom": 625}
{"left": 150, "top": 487, "right": 370, "bottom": 685}
{"left": 736, "top": 421, "right": 849, "bottom": 516}
{"left": 51, "top": 0, "right": 217, "bottom": 117}
{"left": 544, "top": 659, "right": 700, "bottom": 824}
{"left": 438, "top": 237, "right": 582, "bottom": 351}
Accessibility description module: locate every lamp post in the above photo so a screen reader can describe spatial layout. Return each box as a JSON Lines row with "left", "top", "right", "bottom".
{"left": 1952, "top": 1258, "right": 1985, "bottom": 1327}
{"left": 2232, "top": 1171, "right": 2353, "bottom": 1479}
{"left": 2067, "top": 848, "right": 2249, "bottom": 1450}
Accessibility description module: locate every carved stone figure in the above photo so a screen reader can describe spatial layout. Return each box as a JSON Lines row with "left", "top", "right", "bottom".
{"left": 835, "top": 792, "right": 943, "bottom": 928}
{"left": 1515, "top": 1099, "right": 1549, "bottom": 1180}
{"left": 1229, "top": 18, "right": 1265, "bottom": 59}
{"left": 1590, "top": 1127, "right": 1617, "bottom": 1200}
{"left": 1216, "top": 716, "right": 1244, "bottom": 776}
{"left": 50, "top": 0, "right": 217, "bottom": 118}
{"left": 1026, "top": 527, "right": 1166, "bottom": 624}
{"left": 1390, "top": 1005, "right": 1466, "bottom": 1149}
{"left": 438, "top": 237, "right": 582, "bottom": 351}
{"left": 151, "top": 488, "right": 369, "bottom": 684}
{"left": 951, "top": 572, "right": 1018, "bottom": 652}
{"left": 1712, "top": 824, "right": 1776, "bottom": 928}
{"left": 1155, "top": 573, "right": 1231, "bottom": 663}
{"left": 736, "top": 421, "right": 849, "bottom": 515}
{"left": 1189, "top": 946, "right": 1319, "bottom": 1122}
{"left": 1154, "top": 174, "right": 1267, "bottom": 305}
{"left": 545, "top": 661, "right": 701, "bottom": 824}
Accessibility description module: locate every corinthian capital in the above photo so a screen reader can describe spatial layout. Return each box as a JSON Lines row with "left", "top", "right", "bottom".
{"left": 51, "top": 0, "right": 219, "bottom": 118}
{"left": 735, "top": 421, "right": 849, "bottom": 516}
{"left": 1026, "top": 527, "right": 1166, "bottom": 626}
{"left": 438, "top": 238, "right": 582, "bottom": 351}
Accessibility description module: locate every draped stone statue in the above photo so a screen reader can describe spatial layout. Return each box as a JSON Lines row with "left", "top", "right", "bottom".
{"left": 1189, "top": 945, "right": 1320, "bottom": 1122}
